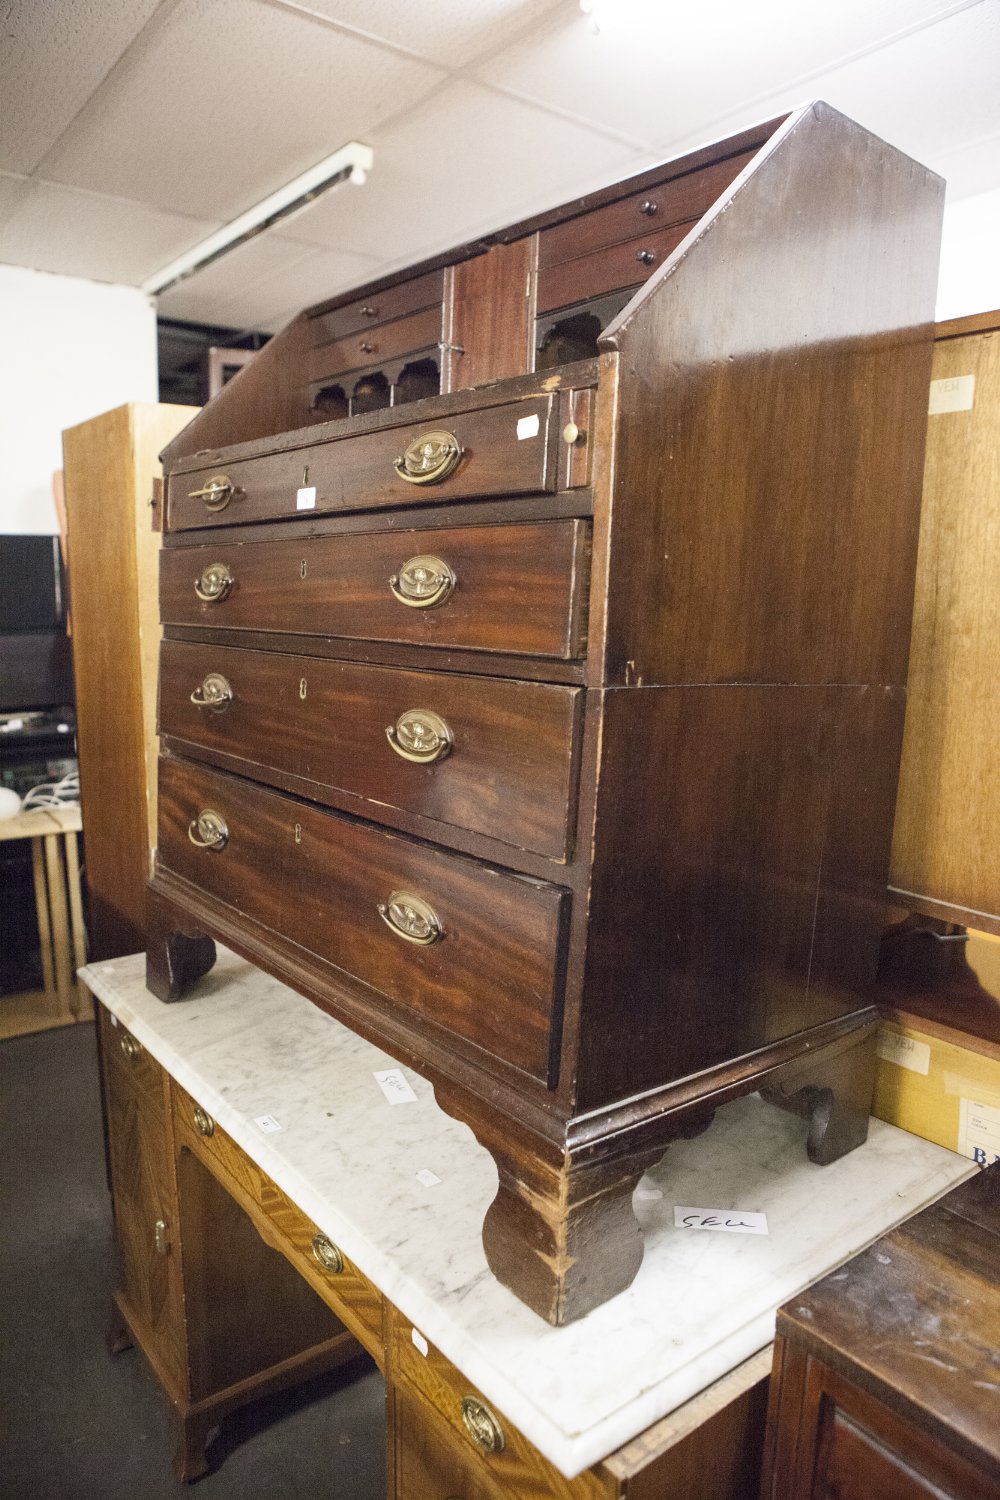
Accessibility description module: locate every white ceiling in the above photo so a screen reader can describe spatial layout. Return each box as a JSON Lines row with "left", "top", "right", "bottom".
{"left": 1, "top": 0, "right": 998, "bottom": 333}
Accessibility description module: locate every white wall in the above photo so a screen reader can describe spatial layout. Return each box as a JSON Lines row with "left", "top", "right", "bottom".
{"left": 937, "top": 189, "right": 1000, "bottom": 323}
{"left": 0, "top": 265, "right": 158, "bottom": 535}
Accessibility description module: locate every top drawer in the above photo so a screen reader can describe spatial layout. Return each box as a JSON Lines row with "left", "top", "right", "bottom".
{"left": 308, "top": 268, "right": 444, "bottom": 346}
{"left": 168, "top": 396, "right": 559, "bottom": 532}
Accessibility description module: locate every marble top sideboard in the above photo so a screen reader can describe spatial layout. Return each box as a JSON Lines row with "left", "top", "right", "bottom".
{"left": 80, "top": 948, "right": 973, "bottom": 1479}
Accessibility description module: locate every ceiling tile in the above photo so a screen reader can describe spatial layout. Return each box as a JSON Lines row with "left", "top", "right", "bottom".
{"left": 0, "top": 0, "right": 161, "bottom": 173}
{"left": 0, "top": 180, "right": 219, "bottom": 285}
{"left": 276, "top": 0, "right": 566, "bottom": 68}
{"left": 37, "top": 0, "right": 446, "bottom": 221}
{"left": 158, "top": 239, "right": 380, "bottom": 328}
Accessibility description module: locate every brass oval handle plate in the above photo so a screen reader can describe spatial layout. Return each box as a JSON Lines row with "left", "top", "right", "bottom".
{"left": 636, "top": 247, "right": 657, "bottom": 266}
{"left": 194, "top": 562, "right": 234, "bottom": 603}
{"left": 190, "top": 673, "right": 233, "bottom": 711}
{"left": 311, "top": 1234, "right": 344, "bottom": 1274}
{"left": 388, "top": 555, "right": 456, "bottom": 610}
{"left": 119, "top": 1031, "right": 141, "bottom": 1060}
{"left": 393, "top": 429, "right": 463, "bottom": 486}
{"left": 187, "top": 474, "right": 235, "bottom": 512}
{"left": 192, "top": 1105, "right": 215, "bottom": 1138}
{"left": 460, "top": 1397, "right": 505, "bottom": 1454}
{"left": 377, "top": 891, "right": 443, "bottom": 946}
{"left": 385, "top": 709, "right": 452, "bottom": 764}
{"left": 187, "top": 809, "right": 229, "bottom": 851}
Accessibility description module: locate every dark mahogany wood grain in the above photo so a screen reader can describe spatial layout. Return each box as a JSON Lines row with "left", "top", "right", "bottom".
{"left": 308, "top": 267, "right": 445, "bottom": 346}
{"left": 157, "top": 755, "right": 570, "bottom": 1083}
{"left": 159, "top": 639, "right": 582, "bottom": 859}
{"left": 449, "top": 236, "right": 534, "bottom": 391}
{"left": 537, "top": 219, "right": 696, "bottom": 315}
{"left": 160, "top": 518, "right": 590, "bottom": 660}
{"left": 306, "top": 304, "right": 443, "bottom": 385}
{"left": 168, "top": 395, "right": 559, "bottom": 531}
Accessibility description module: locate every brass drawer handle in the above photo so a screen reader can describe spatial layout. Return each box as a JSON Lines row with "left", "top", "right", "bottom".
{"left": 385, "top": 709, "right": 452, "bottom": 764}
{"left": 190, "top": 673, "right": 233, "bottom": 710}
{"left": 388, "top": 555, "right": 456, "bottom": 609}
{"left": 311, "top": 1234, "right": 344, "bottom": 1274}
{"left": 194, "top": 562, "right": 233, "bottom": 603}
{"left": 192, "top": 1105, "right": 215, "bottom": 1137}
{"left": 377, "top": 891, "right": 443, "bottom": 946}
{"left": 187, "top": 810, "right": 229, "bottom": 851}
{"left": 393, "top": 429, "right": 462, "bottom": 486}
{"left": 154, "top": 1218, "right": 169, "bottom": 1255}
{"left": 461, "top": 1397, "right": 505, "bottom": 1454}
{"left": 187, "top": 474, "right": 235, "bottom": 511}
{"left": 119, "top": 1031, "right": 141, "bottom": 1060}
{"left": 636, "top": 247, "right": 657, "bottom": 266}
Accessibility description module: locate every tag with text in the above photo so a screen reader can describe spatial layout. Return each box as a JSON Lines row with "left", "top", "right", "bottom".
{"left": 876, "top": 1030, "right": 930, "bottom": 1076}
{"left": 928, "top": 374, "right": 975, "bottom": 414}
{"left": 374, "top": 1068, "right": 418, "bottom": 1105}
{"left": 674, "top": 1207, "right": 768, "bottom": 1235}
{"left": 958, "top": 1097, "right": 1000, "bottom": 1167}
{"left": 254, "top": 1113, "right": 283, "bottom": 1134}
{"left": 296, "top": 485, "right": 317, "bottom": 510}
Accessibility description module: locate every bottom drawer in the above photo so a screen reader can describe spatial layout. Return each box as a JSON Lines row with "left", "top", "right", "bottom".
{"left": 393, "top": 1384, "right": 497, "bottom": 1500}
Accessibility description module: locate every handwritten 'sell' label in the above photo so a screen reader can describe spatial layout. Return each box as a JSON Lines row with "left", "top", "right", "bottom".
{"left": 928, "top": 374, "right": 975, "bottom": 415}
{"left": 415, "top": 1168, "right": 441, "bottom": 1187}
{"left": 296, "top": 485, "right": 317, "bottom": 510}
{"left": 958, "top": 1097, "right": 1000, "bottom": 1167}
{"left": 374, "top": 1068, "right": 418, "bottom": 1105}
{"left": 876, "top": 1030, "right": 931, "bottom": 1076}
{"left": 516, "top": 413, "right": 540, "bottom": 440}
{"left": 674, "top": 1207, "right": 769, "bottom": 1236}
{"left": 254, "top": 1113, "right": 283, "bottom": 1134}
{"left": 411, "top": 1328, "right": 429, "bottom": 1357}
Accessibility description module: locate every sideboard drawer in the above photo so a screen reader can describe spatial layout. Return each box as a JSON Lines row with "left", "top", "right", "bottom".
{"left": 160, "top": 640, "right": 581, "bottom": 860}
{"left": 167, "top": 396, "right": 558, "bottom": 530}
{"left": 98, "top": 1004, "right": 164, "bottom": 1104}
{"left": 309, "top": 267, "right": 445, "bottom": 346}
{"left": 158, "top": 757, "right": 569, "bottom": 1083}
{"left": 537, "top": 220, "right": 695, "bottom": 314}
{"left": 160, "top": 518, "right": 589, "bottom": 660}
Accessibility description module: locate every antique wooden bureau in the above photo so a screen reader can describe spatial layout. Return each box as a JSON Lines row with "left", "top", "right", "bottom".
{"left": 147, "top": 102, "right": 944, "bottom": 1324}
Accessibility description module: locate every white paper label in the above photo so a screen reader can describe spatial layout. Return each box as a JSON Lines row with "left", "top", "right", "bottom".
{"left": 254, "top": 1113, "right": 283, "bottom": 1134}
{"left": 928, "top": 375, "right": 975, "bottom": 414}
{"left": 411, "top": 1327, "right": 429, "bottom": 1357}
{"left": 296, "top": 485, "right": 317, "bottom": 510}
{"left": 958, "top": 1097, "right": 1000, "bottom": 1166}
{"left": 374, "top": 1068, "right": 418, "bottom": 1105}
{"left": 876, "top": 1030, "right": 931, "bottom": 1076}
{"left": 415, "top": 1168, "right": 441, "bottom": 1187}
{"left": 109, "top": 1013, "right": 119, "bottom": 1026}
{"left": 516, "top": 413, "right": 540, "bottom": 440}
{"left": 674, "top": 1207, "right": 769, "bottom": 1236}
{"left": 636, "top": 1187, "right": 663, "bottom": 1201}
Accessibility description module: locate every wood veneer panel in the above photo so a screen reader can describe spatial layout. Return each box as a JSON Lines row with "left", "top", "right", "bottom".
{"left": 449, "top": 237, "right": 534, "bottom": 390}
{"left": 890, "top": 329, "right": 1000, "bottom": 925}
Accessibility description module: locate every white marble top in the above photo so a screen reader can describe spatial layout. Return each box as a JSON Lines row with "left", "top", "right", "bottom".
{"left": 81, "top": 949, "right": 973, "bottom": 1479}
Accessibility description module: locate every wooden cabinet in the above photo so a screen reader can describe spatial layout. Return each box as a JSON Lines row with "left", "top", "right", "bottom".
{"left": 146, "top": 103, "right": 943, "bottom": 1324}
{"left": 761, "top": 1166, "right": 1000, "bottom": 1500}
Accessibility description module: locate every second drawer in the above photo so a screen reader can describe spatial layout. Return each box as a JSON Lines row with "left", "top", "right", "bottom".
{"left": 160, "top": 640, "right": 581, "bottom": 860}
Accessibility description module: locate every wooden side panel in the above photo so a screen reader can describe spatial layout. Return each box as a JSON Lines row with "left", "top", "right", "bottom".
{"left": 449, "top": 238, "right": 534, "bottom": 390}
{"left": 890, "top": 328, "right": 1000, "bottom": 927}
{"left": 62, "top": 403, "right": 195, "bottom": 958}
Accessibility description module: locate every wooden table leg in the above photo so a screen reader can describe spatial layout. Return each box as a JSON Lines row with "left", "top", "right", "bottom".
{"left": 64, "top": 830, "right": 88, "bottom": 1018}
{"left": 43, "top": 832, "right": 75, "bottom": 1024}
{"left": 30, "top": 836, "right": 57, "bottom": 1009}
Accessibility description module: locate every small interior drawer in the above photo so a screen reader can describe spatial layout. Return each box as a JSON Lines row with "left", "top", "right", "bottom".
{"left": 308, "top": 267, "right": 445, "bottom": 346}
{"left": 537, "top": 219, "right": 695, "bottom": 315}
{"left": 307, "top": 304, "right": 442, "bottom": 385}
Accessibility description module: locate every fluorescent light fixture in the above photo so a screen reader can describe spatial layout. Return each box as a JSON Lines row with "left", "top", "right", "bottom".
{"left": 142, "top": 140, "right": 374, "bottom": 297}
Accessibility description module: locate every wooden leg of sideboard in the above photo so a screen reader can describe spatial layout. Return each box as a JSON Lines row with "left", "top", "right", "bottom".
{"left": 171, "top": 1408, "right": 213, "bottom": 1484}
{"left": 761, "top": 1024, "right": 877, "bottom": 1166}
{"left": 145, "top": 888, "right": 217, "bottom": 1002}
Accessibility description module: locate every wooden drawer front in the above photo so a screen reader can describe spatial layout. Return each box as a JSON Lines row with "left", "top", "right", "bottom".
{"left": 309, "top": 268, "right": 444, "bottom": 345}
{"left": 394, "top": 1385, "right": 500, "bottom": 1500}
{"left": 160, "top": 519, "right": 588, "bottom": 661}
{"left": 171, "top": 1079, "right": 384, "bottom": 1362}
{"left": 537, "top": 219, "right": 696, "bottom": 314}
{"left": 307, "top": 305, "right": 441, "bottom": 384}
{"left": 160, "top": 641, "right": 580, "bottom": 860}
{"left": 158, "top": 757, "right": 568, "bottom": 1082}
{"left": 167, "top": 396, "right": 558, "bottom": 531}
{"left": 538, "top": 150, "right": 756, "bottom": 270}
{"left": 393, "top": 1314, "right": 607, "bottom": 1500}
{"left": 98, "top": 1003, "right": 164, "bottom": 1103}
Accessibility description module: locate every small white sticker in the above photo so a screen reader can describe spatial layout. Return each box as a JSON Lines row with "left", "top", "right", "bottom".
{"left": 674, "top": 1207, "right": 769, "bottom": 1235}
{"left": 411, "top": 1327, "right": 429, "bottom": 1357}
{"left": 876, "top": 1030, "right": 931, "bottom": 1076}
{"left": 109, "top": 1013, "right": 119, "bottom": 1027}
{"left": 636, "top": 1187, "right": 663, "bottom": 1201}
{"left": 516, "top": 413, "right": 540, "bottom": 440}
{"left": 415, "top": 1168, "right": 441, "bottom": 1187}
{"left": 296, "top": 485, "right": 317, "bottom": 510}
{"left": 254, "top": 1113, "right": 283, "bottom": 1134}
{"left": 958, "top": 1097, "right": 1000, "bottom": 1166}
{"left": 374, "top": 1068, "right": 418, "bottom": 1105}
{"left": 928, "top": 374, "right": 975, "bottom": 414}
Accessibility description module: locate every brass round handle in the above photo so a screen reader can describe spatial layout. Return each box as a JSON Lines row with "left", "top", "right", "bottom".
{"left": 636, "top": 247, "right": 657, "bottom": 266}
{"left": 194, "top": 562, "right": 233, "bottom": 603}
{"left": 190, "top": 673, "right": 233, "bottom": 710}
{"left": 192, "top": 1105, "right": 215, "bottom": 1137}
{"left": 187, "top": 809, "right": 229, "bottom": 851}
{"left": 385, "top": 709, "right": 452, "bottom": 764}
{"left": 119, "top": 1032, "right": 141, "bottom": 1060}
{"left": 460, "top": 1397, "right": 505, "bottom": 1454}
{"left": 388, "top": 555, "right": 456, "bottom": 610}
{"left": 377, "top": 891, "right": 443, "bottom": 946}
{"left": 311, "top": 1234, "right": 344, "bottom": 1274}
{"left": 640, "top": 198, "right": 658, "bottom": 216}
{"left": 360, "top": 304, "right": 378, "bottom": 318}
{"left": 393, "top": 430, "right": 463, "bottom": 486}
{"left": 187, "top": 474, "right": 235, "bottom": 511}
